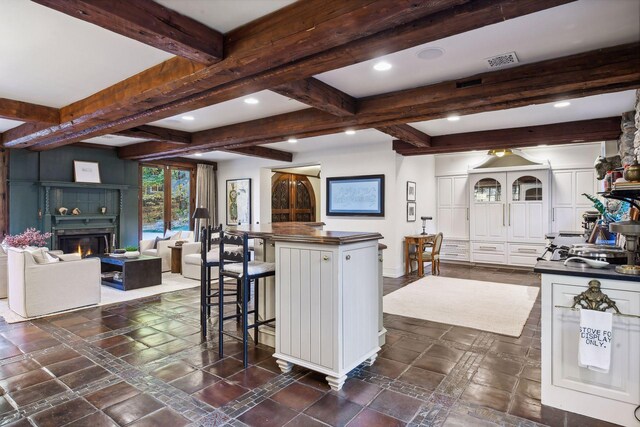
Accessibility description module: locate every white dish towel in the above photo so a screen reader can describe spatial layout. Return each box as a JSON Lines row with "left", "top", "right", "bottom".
{"left": 578, "top": 308, "right": 613, "bottom": 373}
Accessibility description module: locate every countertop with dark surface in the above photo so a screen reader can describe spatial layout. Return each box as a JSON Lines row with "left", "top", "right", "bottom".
{"left": 226, "top": 223, "right": 383, "bottom": 245}
{"left": 534, "top": 260, "right": 640, "bottom": 282}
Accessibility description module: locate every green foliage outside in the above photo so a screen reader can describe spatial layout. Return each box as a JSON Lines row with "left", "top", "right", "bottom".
{"left": 141, "top": 167, "right": 190, "bottom": 234}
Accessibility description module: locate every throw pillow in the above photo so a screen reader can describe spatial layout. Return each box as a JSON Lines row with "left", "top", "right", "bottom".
{"left": 44, "top": 252, "right": 60, "bottom": 263}
{"left": 58, "top": 253, "right": 82, "bottom": 262}
{"left": 30, "top": 248, "right": 49, "bottom": 264}
{"left": 169, "top": 231, "right": 182, "bottom": 241}
{"left": 153, "top": 236, "right": 170, "bottom": 249}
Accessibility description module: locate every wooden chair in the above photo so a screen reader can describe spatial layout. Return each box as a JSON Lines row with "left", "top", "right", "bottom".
{"left": 218, "top": 231, "right": 276, "bottom": 367}
{"left": 409, "top": 232, "right": 444, "bottom": 275}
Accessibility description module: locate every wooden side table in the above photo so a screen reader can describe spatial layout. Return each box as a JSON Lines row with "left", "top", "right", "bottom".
{"left": 168, "top": 245, "right": 182, "bottom": 274}
{"left": 404, "top": 234, "right": 435, "bottom": 276}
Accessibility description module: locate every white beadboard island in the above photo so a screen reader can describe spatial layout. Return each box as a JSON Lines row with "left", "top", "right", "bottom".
{"left": 534, "top": 260, "right": 640, "bottom": 426}
{"left": 230, "top": 223, "right": 383, "bottom": 391}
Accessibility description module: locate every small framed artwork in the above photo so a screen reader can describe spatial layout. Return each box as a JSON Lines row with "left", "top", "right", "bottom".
{"left": 226, "top": 178, "right": 251, "bottom": 225}
{"left": 407, "top": 181, "right": 416, "bottom": 201}
{"left": 407, "top": 202, "right": 416, "bottom": 222}
{"left": 73, "top": 161, "right": 101, "bottom": 183}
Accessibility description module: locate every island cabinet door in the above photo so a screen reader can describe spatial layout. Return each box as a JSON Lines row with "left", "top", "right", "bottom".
{"left": 550, "top": 282, "right": 640, "bottom": 405}
{"left": 341, "top": 244, "right": 379, "bottom": 371}
{"left": 276, "top": 246, "right": 338, "bottom": 371}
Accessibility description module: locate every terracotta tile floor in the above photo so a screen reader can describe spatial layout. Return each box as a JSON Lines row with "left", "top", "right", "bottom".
{"left": 0, "top": 264, "right": 619, "bottom": 426}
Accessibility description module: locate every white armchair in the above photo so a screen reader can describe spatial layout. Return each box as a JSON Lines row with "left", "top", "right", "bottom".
{"left": 182, "top": 241, "right": 220, "bottom": 280}
{"left": 140, "top": 230, "right": 195, "bottom": 272}
{"left": 7, "top": 248, "right": 101, "bottom": 317}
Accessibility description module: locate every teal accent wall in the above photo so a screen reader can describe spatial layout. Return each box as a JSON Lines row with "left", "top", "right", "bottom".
{"left": 8, "top": 146, "right": 140, "bottom": 247}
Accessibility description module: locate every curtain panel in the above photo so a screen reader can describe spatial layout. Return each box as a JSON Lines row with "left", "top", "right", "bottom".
{"left": 194, "top": 164, "right": 217, "bottom": 240}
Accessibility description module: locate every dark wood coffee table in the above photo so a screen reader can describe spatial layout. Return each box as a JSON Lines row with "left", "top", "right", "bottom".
{"left": 97, "top": 254, "right": 162, "bottom": 290}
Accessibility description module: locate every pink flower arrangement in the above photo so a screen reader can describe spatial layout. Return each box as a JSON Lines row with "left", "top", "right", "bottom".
{"left": 3, "top": 228, "right": 52, "bottom": 248}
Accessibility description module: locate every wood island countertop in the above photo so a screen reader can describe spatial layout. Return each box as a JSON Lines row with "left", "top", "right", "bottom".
{"left": 227, "top": 223, "right": 382, "bottom": 245}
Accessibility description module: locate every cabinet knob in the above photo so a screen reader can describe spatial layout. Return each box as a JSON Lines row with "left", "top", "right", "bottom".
{"left": 323, "top": 255, "right": 329, "bottom": 261}
{"left": 346, "top": 255, "right": 351, "bottom": 260}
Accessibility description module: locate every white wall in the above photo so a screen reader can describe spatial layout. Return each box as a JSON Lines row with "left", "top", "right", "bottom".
{"left": 216, "top": 141, "right": 436, "bottom": 277}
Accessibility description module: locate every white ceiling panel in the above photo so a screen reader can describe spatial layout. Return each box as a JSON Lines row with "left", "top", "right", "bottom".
{"left": 315, "top": 0, "right": 640, "bottom": 97}
{"left": 150, "top": 90, "right": 309, "bottom": 131}
{"left": 266, "top": 129, "right": 390, "bottom": 153}
{"left": 410, "top": 91, "right": 636, "bottom": 136}
{"left": 0, "top": 118, "right": 23, "bottom": 133}
{"left": 155, "top": 0, "right": 296, "bottom": 34}
{"left": 82, "top": 135, "right": 151, "bottom": 148}
{"left": 183, "top": 151, "right": 253, "bottom": 161}
{"left": 0, "top": 0, "right": 173, "bottom": 108}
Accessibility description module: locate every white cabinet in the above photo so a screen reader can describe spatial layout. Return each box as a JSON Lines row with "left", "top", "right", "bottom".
{"left": 274, "top": 239, "right": 380, "bottom": 391}
{"left": 552, "top": 169, "right": 597, "bottom": 232}
{"left": 468, "top": 169, "right": 549, "bottom": 265}
{"left": 541, "top": 273, "right": 640, "bottom": 426}
{"left": 440, "top": 239, "right": 469, "bottom": 262}
{"left": 437, "top": 176, "right": 468, "bottom": 240}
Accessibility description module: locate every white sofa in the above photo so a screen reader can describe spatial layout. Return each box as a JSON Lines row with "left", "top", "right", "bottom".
{"left": 182, "top": 241, "right": 220, "bottom": 281}
{"left": 140, "top": 230, "right": 194, "bottom": 272}
{"left": 7, "top": 248, "right": 101, "bottom": 317}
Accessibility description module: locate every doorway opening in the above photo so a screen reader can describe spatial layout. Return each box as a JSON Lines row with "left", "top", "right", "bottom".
{"left": 271, "top": 165, "right": 321, "bottom": 223}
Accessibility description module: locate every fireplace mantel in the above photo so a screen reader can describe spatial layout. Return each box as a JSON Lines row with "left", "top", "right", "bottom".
{"left": 52, "top": 215, "right": 118, "bottom": 225}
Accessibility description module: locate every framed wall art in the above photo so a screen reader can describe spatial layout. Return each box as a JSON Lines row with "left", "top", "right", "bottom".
{"left": 407, "top": 202, "right": 416, "bottom": 222}
{"left": 326, "top": 174, "right": 384, "bottom": 217}
{"left": 73, "top": 160, "right": 101, "bottom": 183}
{"left": 407, "top": 181, "right": 416, "bottom": 201}
{"left": 226, "top": 178, "right": 251, "bottom": 225}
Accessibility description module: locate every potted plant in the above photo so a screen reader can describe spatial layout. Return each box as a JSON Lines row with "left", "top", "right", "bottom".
{"left": 124, "top": 246, "right": 140, "bottom": 258}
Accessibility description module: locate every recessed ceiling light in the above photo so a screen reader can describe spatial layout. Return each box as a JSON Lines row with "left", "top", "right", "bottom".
{"left": 554, "top": 101, "right": 571, "bottom": 108}
{"left": 287, "top": 137, "right": 298, "bottom": 144}
{"left": 244, "top": 97, "right": 259, "bottom": 105}
{"left": 373, "top": 61, "right": 392, "bottom": 71}
{"left": 417, "top": 47, "right": 445, "bottom": 60}
{"left": 345, "top": 130, "right": 356, "bottom": 135}
{"left": 447, "top": 115, "right": 460, "bottom": 122}
{"left": 194, "top": 153, "right": 203, "bottom": 157}
{"left": 181, "top": 115, "right": 195, "bottom": 121}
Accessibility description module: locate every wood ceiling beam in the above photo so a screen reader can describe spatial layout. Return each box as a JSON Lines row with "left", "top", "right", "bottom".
{"left": 115, "top": 125, "right": 191, "bottom": 144}
{"left": 272, "top": 78, "right": 357, "bottom": 117}
{"left": 3, "top": 0, "right": 571, "bottom": 150}
{"left": 375, "top": 124, "right": 431, "bottom": 147}
{"left": 0, "top": 97, "right": 59, "bottom": 124}
{"left": 33, "top": 0, "right": 223, "bottom": 64}
{"left": 117, "top": 43, "right": 640, "bottom": 160}
{"left": 392, "top": 117, "right": 621, "bottom": 155}
{"left": 220, "top": 146, "right": 293, "bottom": 163}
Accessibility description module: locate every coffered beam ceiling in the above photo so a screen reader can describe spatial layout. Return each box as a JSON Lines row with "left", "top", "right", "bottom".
{"left": 118, "top": 42, "right": 640, "bottom": 160}
{"left": 375, "top": 125, "right": 432, "bottom": 147}
{"left": 115, "top": 125, "right": 191, "bottom": 145}
{"left": 32, "top": 0, "right": 224, "bottom": 64}
{"left": 272, "top": 78, "right": 357, "bottom": 117}
{"left": 0, "top": 98, "right": 59, "bottom": 124}
{"left": 3, "top": 0, "right": 572, "bottom": 151}
{"left": 392, "top": 117, "right": 621, "bottom": 155}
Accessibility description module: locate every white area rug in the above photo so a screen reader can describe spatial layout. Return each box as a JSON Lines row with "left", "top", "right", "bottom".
{"left": 0, "top": 273, "right": 200, "bottom": 324}
{"left": 383, "top": 276, "right": 539, "bottom": 337}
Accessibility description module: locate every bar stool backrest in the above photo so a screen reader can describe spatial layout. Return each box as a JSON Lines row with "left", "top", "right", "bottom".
{"left": 219, "top": 231, "right": 247, "bottom": 275}
{"left": 201, "top": 224, "right": 222, "bottom": 264}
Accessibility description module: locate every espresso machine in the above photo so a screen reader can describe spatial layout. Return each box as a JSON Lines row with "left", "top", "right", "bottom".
{"left": 609, "top": 220, "right": 640, "bottom": 274}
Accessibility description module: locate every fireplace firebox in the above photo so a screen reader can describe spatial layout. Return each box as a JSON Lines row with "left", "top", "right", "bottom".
{"left": 56, "top": 228, "right": 113, "bottom": 257}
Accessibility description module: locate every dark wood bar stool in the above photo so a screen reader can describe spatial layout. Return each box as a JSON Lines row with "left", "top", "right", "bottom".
{"left": 199, "top": 224, "right": 225, "bottom": 337}
{"left": 218, "top": 231, "right": 276, "bottom": 367}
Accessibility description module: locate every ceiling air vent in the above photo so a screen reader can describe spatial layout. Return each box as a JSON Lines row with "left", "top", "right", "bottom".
{"left": 485, "top": 52, "right": 519, "bottom": 69}
{"left": 100, "top": 135, "right": 115, "bottom": 139}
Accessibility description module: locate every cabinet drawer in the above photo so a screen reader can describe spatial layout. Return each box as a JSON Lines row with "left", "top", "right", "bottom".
{"left": 471, "top": 241, "right": 506, "bottom": 253}
{"left": 508, "top": 254, "right": 539, "bottom": 267}
{"left": 441, "top": 252, "right": 469, "bottom": 261}
{"left": 508, "top": 243, "right": 544, "bottom": 257}
{"left": 442, "top": 240, "right": 469, "bottom": 251}
{"left": 472, "top": 251, "right": 507, "bottom": 264}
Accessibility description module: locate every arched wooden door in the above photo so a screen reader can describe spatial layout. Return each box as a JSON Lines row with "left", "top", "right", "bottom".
{"left": 271, "top": 173, "right": 316, "bottom": 222}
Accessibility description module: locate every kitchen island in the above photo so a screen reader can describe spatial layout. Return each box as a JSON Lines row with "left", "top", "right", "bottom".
{"left": 229, "top": 224, "right": 383, "bottom": 391}
{"left": 534, "top": 260, "right": 640, "bottom": 426}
